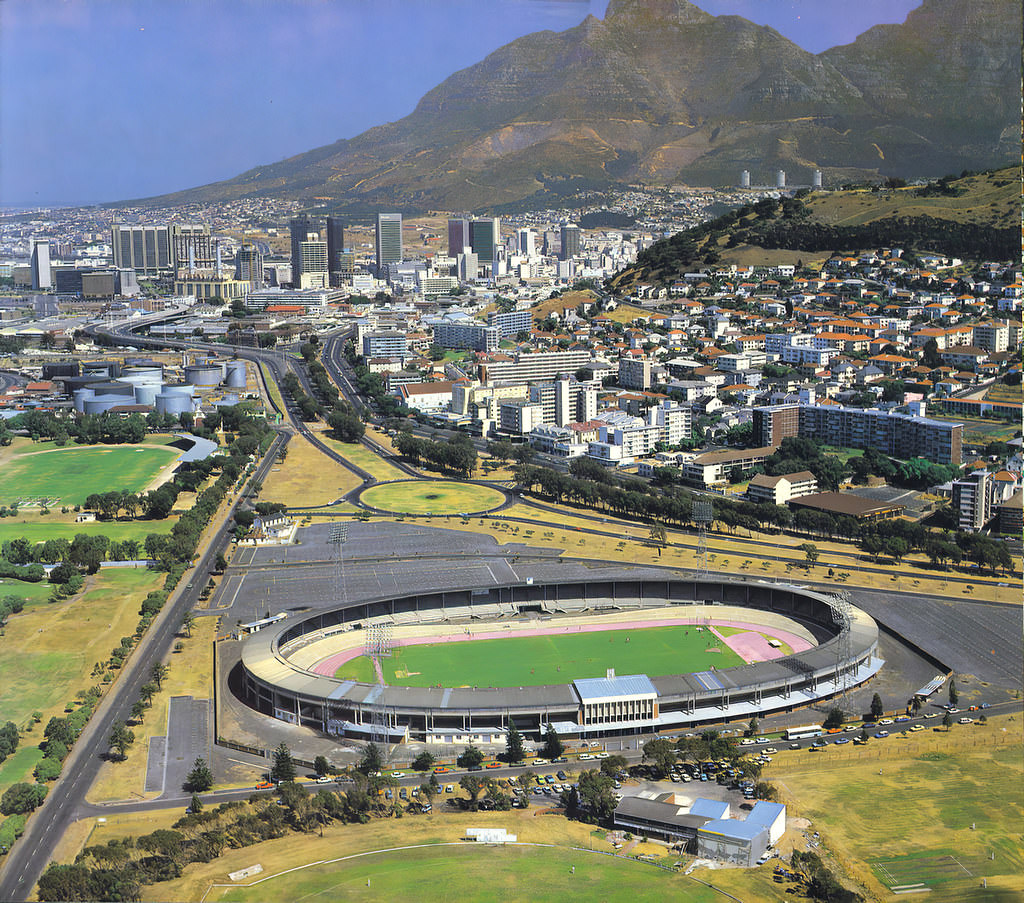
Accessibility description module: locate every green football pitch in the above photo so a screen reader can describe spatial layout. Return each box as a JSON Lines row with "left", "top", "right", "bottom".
{"left": 1, "top": 443, "right": 179, "bottom": 505}
{"left": 334, "top": 624, "right": 746, "bottom": 686}
{"left": 211, "top": 843, "right": 722, "bottom": 903}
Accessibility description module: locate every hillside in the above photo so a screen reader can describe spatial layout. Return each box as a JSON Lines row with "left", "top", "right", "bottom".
{"left": 129, "top": 0, "right": 1021, "bottom": 212}
{"left": 608, "top": 167, "right": 1020, "bottom": 290}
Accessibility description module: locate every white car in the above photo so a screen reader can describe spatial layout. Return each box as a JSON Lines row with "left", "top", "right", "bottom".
{"left": 878, "top": 718, "right": 894, "bottom": 726}
{"left": 958, "top": 717, "right": 973, "bottom": 724}
{"left": 764, "top": 747, "right": 778, "bottom": 754}
{"left": 578, "top": 753, "right": 593, "bottom": 760}
{"left": 740, "top": 738, "right": 756, "bottom": 746}
{"left": 315, "top": 775, "right": 332, "bottom": 784}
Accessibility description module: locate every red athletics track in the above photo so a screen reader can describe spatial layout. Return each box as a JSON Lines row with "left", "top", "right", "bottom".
{"left": 310, "top": 618, "right": 813, "bottom": 677}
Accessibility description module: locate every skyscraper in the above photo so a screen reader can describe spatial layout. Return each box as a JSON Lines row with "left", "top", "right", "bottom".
{"left": 469, "top": 217, "right": 500, "bottom": 270}
{"left": 326, "top": 216, "right": 346, "bottom": 286}
{"left": 111, "top": 225, "right": 174, "bottom": 275}
{"left": 289, "top": 214, "right": 318, "bottom": 284}
{"left": 448, "top": 218, "right": 470, "bottom": 257}
{"left": 30, "top": 238, "right": 51, "bottom": 290}
{"left": 235, "top": 243, "right": 264, "bottom": 289}
{"left": 560, "top": 223, "right": 580, "bottom": 260}
{"left": 376, "top": 213, "right": 403, "bottom": 272}
{"left": 516, "top": 228, "right": 536, "bottom": 257}
{"left": 299, "top": 239, "right": 328, "bottom": 288}
{"left": 172, "top": 224, "right": 213, "bottom": 274}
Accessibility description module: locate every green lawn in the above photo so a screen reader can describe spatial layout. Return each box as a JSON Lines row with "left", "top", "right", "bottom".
{"left": 336, "top": 624, "right": 744, "bottom": 687}
{"left": 360, "top": 480, "right": 506, "bottom": 515}
{"left": 212, "top": 843, "right": 721, "bottom": 903}
{"left": 0, "top": 517, "right": 175, "bottom": 548}
{"left": 0, "top": 578, "right": 55, "bottom": 611}
{"left": 319, "top": 437, "right": 406, "bottom": 482}
{"left": 1, "top": 443, "right": 180, "bottom": 506}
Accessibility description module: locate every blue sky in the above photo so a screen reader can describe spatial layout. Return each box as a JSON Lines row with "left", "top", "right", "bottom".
{"left": 0, "top": 0, "right": 920, "bottom": 207}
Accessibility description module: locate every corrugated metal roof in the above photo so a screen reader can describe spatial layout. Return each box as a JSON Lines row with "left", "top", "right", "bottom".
{"left": 699, "top": 818, "right": 767, "bottom": 841}
{"left": 746, "top": 801, "right": 786, "bottom": 826}
{"left": 573, "top": 673, "right": 657, "bottom": 701}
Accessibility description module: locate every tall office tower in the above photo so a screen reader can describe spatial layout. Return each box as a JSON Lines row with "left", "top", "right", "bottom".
{"left": 235, "top": 243, "right": 264, "bottom": 289}
{"left": 172, "top": 224, "right": 213, "bottom": 273}
{"left": 289, "top": 214, "right": 317, "bottom": 283}
{"left": 111, "top": 224, "right": 173, "bottom": 275}
{"left": 542, "top": 230, "right": 558, "bottom": 256}
{"left": 447, "top": 218, "right": 470, "bottom": 256}
{"left": 326, "top": 216, "right": 346, "bottom": 286}
{"left": 376, "top": 213, "right": 403, "bottom": 272}
{"left": 516, "top": 228, "right": 536, "bottom": 257}
{"left": 469, "top": 217, "right": 500, "bottom": 268}
{"left": 457, "top": 250, "right": 479, "bottom": 282}
{"left": 560, "top": 223, "right": 581, "bottom": 260}
{"left": 30, "top": 238, "right": 52, "bottom": 290}
{"left": 299, "top": 239, "right": 329, "bottom": 288}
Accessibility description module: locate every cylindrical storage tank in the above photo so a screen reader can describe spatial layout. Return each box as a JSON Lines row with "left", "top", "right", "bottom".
{"left": 162, "top": 383, "right": 195, "bottom": 397}
{"left": 121, "top": 365, "right": 164, "bottom": 386}
{"left": 84, "top": 396, "right": 124, "bottom": 414}
{"left": 224, "top": 360, "right": 247, "bottom": 388}
{"left": 133, "top": 384, "right": 160, "bottom": 407}
{"left": 155, "top": 392, "right": 196, "bottom": 416}
{"left": 217, "top": 394, "right": 240, "bottom": 406}
{"left": 86, "top": 380, "right": 135, "bottom": 398}
{"left": 73, "top": 388, "right": 94, "bottom": 413}
{"left": 82, "top": 361, "right": 121, "bottom": 379}
{"left": 184, "top": 364, "right": 223, "bottom": 387}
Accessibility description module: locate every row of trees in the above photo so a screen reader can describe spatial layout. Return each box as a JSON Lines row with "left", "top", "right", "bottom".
{"left": 7, "top": 409, "right": 147, "bottom": 447}
{"left": 394, "top": 432, "right": 477, "bottom": 478}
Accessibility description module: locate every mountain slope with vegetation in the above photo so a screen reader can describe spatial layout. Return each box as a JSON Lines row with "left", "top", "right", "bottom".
{"left": 608, "top": 167, "right": 1019, "bottom": 290}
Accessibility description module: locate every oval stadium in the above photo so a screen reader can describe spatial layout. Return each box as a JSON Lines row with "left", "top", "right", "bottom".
{"left": 238, "top": 577, "right": 882, "bottom": 744}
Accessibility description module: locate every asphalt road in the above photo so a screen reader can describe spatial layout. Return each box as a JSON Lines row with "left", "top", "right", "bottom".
{"left": 0, "top": 429, "right": 287, "bottom": 903}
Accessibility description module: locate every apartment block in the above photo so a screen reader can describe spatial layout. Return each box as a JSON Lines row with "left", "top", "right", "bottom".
{"left": 951, "top": 470, "right": 992, "bottom": 532}
{"left": 480, "top": 350, "right": 591, "bottom": 385}
{"left": 433, "top": 321, "right": 500, "bottom": 352}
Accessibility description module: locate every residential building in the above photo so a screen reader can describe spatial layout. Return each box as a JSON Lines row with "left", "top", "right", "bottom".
{"left": 486, "top": 308, "right": 534, "bottom": 338}
{"left": 972, "top": 320, "right": 1009, "bottom": 352}
{"left": 747, "top": 471, "right": 818, "bottom": 505}
{"left": 499, "top": 400, "right": 544, "bottom": 435}
{"left": 528, "top": 377, "right": 597, "bottom": 427}
{"left": 434, "top": 321, "right": 500, "bottom": 352}
{"left": 479, "top": 350, "right": 591, "bottom": 385}
{"left": 681, "top": 446, "right": 777, "bottom": 488}
{"left": 951, "top": 470, "right": 992, "bottom": 532}
{"left": 362, "top": 331, "right": 408, "bottom": 359}
{"left": 752, "top": 403, "right": 962, "bottom": 466}
{"left": 619, "top": 357, "right": 652, "bottom": 390}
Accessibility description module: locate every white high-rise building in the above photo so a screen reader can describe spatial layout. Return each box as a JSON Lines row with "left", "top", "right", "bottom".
{"left": 516, "top": 228, "right": 536, "bottom": 258}
{"left": 31, "top": 238, "right": 51, "bottom": 290}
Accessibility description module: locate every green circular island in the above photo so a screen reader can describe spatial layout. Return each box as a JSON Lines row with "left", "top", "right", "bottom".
{"left": 358, "top": 480, "right": 506, "bottom": 516}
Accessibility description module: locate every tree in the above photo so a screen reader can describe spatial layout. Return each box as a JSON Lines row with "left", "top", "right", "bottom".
{"left": 1, "top": 782, "right": 47, "bottom": 815}
{"left": 947, "top": 677, "right": 958, "bottom": 707}
{"left": 411, "top": 751, "right": 436, "bottom": 772}
{"left": 457, "top": 744, "right": 484, "bottom": 770}
{"left": 745, "top": 717, "right": 759, "bottom": 737}
{"left": 107, "top": 721, "right": 134, "bottom": 761}
{"left": 642, "top": 738, "right": 677, "bottom": 776}
{"left": 504, "top": 720, "right": 525, "bottom": 764}
{"left": 214, "top": 552, "right": 228, "bottom": 573}
{"left": 800, "top": 542, "right": 819, "bottom": 567}
{"left": 313, "top": 755, "right": 330, "bottom": 778}
{"left": 541, "top": 724, "right": 564, "bottom": 761}
{"left": 823, "top": 707, "right": 845, "bottom": 730}
{"left": 574, "top": 769, "right": 618, "bottom": 823}
{"left": 271, "top": 742, "right": 296, "bottom": 783}
{"left": 359, "top": 743, "right": 383, "bottom": 775}
{"left": 870, "top": 693, "right": 884, "bottom": 720}
{"left": 186, "top": 757, "right": 213, "bottom": 792}
{"left": 942, "top": 711, "right": 953, "bottom": 731}
{"left": 459, "top": 774, "right": 486, "bottom": 808}
{"left": 150, "top": 662, "right": 169, "bottom": 691}
{"left": 189, "top": 793, "right": 204, "bottom": 814}
{"left": 600, "top": 755, "right": 628, "bottom": 777}
{"left": 648, "top": 522, "right": 667, "bottom": 549}
{"left": 181, "top": 611, "right": 195, "bottom": 638}
{"left": 139, "top": 682, "right": 157, "bottom": 707}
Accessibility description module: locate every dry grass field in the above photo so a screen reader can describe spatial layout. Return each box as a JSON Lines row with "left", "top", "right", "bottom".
{"left": 259, "top": 434, "right": 362, "bottom": 509}
{"left": 767, "top": 716, "right": 1024, "bottom": 901}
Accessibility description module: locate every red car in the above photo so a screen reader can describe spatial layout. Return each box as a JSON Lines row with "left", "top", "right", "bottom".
{"left": 485, "top": 762, "right": 502, "bottom": 769}
{"left": 433, "top": 766, "right": 450, "bottom": 774}
{"left": 254, "top": 781, "right": 274, "bottom": 789}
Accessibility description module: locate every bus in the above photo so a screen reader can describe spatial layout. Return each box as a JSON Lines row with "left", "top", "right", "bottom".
{"left": 784, "top": 725, "right": 823, "bottom": 741}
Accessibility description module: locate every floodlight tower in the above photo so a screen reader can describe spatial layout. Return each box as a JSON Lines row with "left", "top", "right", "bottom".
{"left": 327, "top": 523, "right": 348, "bottom": 606}
{"left": 824, "top": 590, "right": 853, "bottom": 713}
{"left": 692, "top": 500, "right": 714, "bottom": 577}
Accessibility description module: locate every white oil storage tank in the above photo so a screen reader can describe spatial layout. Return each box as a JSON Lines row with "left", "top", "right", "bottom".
{"left": 224, "top": 360, "right": 247, "bottom": 388}
{"left": 184, "top": 363, "right": 224, "bottom": 387}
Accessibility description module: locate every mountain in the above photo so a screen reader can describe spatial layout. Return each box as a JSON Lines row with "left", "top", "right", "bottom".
{"left": 138, "top": 0, "right": 1021, "bottom": 212}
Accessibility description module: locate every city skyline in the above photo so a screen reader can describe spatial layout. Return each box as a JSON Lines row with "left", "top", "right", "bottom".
{"left": 2, "top": 0, "right": 921, "bottom": 208}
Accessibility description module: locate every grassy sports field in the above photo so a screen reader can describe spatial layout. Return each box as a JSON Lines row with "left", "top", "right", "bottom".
{"left": 0, "top": 515, "right": 175, "bottom": 548}
{"left": 0, "top": 441, "right": 180, "bottom": 505}
{"left": 209, "top": 843, "right": 722, "bottom": 903}
{"left": 770, "top": 725, "right": 1024, "bottom": 901}
{"left": 360, "top": 480, "right": 506, "bottom": 515}
{"left": 335, "top": 624, "right": 744, "bottom": 686}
